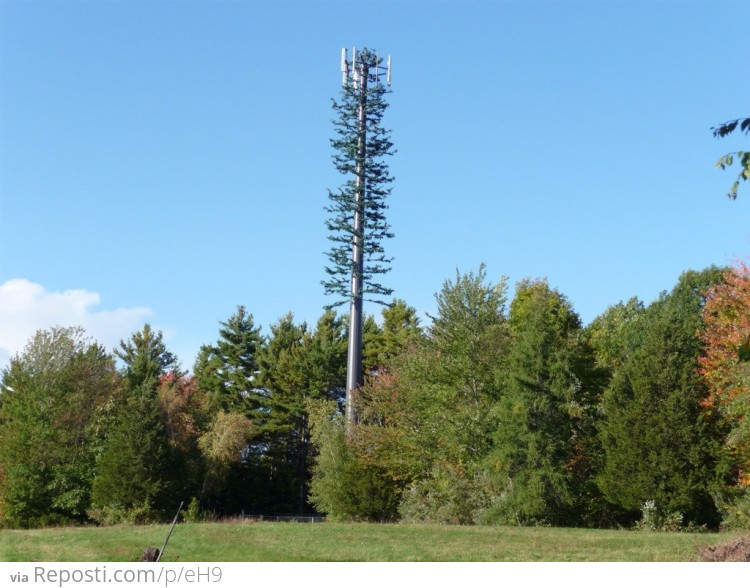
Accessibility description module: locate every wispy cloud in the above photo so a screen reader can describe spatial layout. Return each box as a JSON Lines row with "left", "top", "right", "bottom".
{"left": 0, "top": 279, "right": 153, "bottom": 366}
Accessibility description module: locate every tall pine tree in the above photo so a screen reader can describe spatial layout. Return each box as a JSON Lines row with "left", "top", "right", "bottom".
{"left": 322, "top": 48, "right": 395, "bottom": 306}
{"left": 91, "top": 325, "right": 183, "bottom": 523}
{"left": 257, "top": 311, "right": 347, "bottom": 512}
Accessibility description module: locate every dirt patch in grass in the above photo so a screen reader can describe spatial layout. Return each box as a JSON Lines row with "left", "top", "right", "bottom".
{"left": 699, "top": 534, "right": 750, "bottom": 561}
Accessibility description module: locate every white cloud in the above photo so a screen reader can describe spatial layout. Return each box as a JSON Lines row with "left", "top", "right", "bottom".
{"left": 0, "top": 279, "right": 153, "bottom": 365}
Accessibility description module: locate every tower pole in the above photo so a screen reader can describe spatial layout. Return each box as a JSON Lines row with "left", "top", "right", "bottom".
{"left": 337, "top": 47, "right": 391, "bottom": 433}
{"left": 345, "top": 54, "right": 368, "bottom": 431}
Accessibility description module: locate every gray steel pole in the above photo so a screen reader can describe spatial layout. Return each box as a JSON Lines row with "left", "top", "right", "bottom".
{"left": 345, "top": 58, "right": 368, "bottom": 432}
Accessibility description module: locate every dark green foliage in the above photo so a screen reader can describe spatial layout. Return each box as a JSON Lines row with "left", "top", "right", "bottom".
{"left": 597, "top": 268, "right": 727, "bottom": 528}
{"left": 190, "top": 307, "right": 264, "bottom": 514}
{"left": 3, "top": 265, "right": 745, "bottom": 530}
{"left": 363, "top": 299, "right": 423, "bottom": 372}
{"left": 90, "top": 383, "right": 175, "bottom": 524}
{"left": 713, "top": 117, "right": 750, "bottom": 199}
{"left": 92, "top": 325, "right": 185, "bottom": 524}
{"left": 739, "top": 333, "right": 750, "bottom": 362}
{"left": 484, "top": 280, "right": 601, "bottom": 526}
{"left": 115, "top": 324, "right": 178, "bottom": 389}
{"left": 255, "top": 311, "right": 347, "bottom": 513}
{"left": 0, "top": 327, "right": 119, "bottom": 527}
{"left": 323, "top": 48, "right": 395, "bottom": 307}
{"left": 194, "top": 306, "right": 262, "bottom": 418}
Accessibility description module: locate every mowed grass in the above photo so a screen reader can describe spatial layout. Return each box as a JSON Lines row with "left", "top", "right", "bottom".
{"left": 0, "top": 521, "right": 740, "bottom": 562}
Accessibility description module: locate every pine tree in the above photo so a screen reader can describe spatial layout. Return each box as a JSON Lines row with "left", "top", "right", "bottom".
{"left": 194, "top": 306, "right": 263, "bottom": 418}
{"left": 363, "top": 300, "right": 423, "bottom": 372}
{"left": 322, "top": 48, "right": 395, "bottom": 307}
{"left": 256, "top": 311, "right": 347, "bottom": 512}
{"left": 90, "top": 382, "right": 174, "bottom": 523}
{"left": 115, "top": 324, "right": 179, "bottom": 389}
{"left": 323, "top": 48, "right": 395, "bottom": 427}
{"left": 91, "top": 325, "right": 183, "bottom": 523}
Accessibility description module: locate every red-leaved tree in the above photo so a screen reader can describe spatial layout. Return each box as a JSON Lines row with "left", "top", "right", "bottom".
{"left": 699, "top": 261, "right": 750, "bottom": 484}
{"left": 699, "top": 262, "right": 750, "bottom": 408}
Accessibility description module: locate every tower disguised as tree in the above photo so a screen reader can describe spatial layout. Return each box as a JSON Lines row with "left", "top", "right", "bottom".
{"left": 323, "top": 47, "right": 394, "bottom": 428}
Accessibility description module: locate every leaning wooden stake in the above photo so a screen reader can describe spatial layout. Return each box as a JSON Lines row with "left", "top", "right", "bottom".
{"left": 156, "top": 501, "right": 184, "bottom": 563}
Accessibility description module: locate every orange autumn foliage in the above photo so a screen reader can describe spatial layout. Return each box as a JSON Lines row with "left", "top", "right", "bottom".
{"left": 698, "top": 261, "right": 750, "bottom": 410}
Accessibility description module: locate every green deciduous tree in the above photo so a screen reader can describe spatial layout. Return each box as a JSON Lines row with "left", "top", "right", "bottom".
{"left": 198, "top": 410, "right": 254, "bottom": 501}
{"left": 484, "top": 280, "right": 601, "bottom": 526}
{"left": 357, "top": 267, "right": 509, "bottom": 523}
{"left": 307, "top": 399, "right": 398, "bottom": 521}
{"left": 0, "top": 327, "right": 119, "bottom": 527}
{"left": 713, "top": 117, "right": 750, "bottom": 199}
{"left": 587, "top": 297, "right": 645, "bottom": 374}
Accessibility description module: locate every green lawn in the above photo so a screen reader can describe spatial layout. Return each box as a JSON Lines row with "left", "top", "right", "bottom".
{"left": 0, "top": 521, "right": 740, "bottom": 562}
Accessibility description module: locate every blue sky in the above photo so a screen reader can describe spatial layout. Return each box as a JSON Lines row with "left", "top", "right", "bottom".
{"left": 0, "top": 0, "right": 748, "bottom": 370}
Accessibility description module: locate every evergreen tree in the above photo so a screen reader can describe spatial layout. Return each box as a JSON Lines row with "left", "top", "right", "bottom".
{"left": 361, "top": 314, "right": 383, "bottom": 374}
{"left": 90, "top": 382, "right": 174, "bottom": 524}
{"left": 363, "top": 299, "right": 423, "bottom": 372}
{"left": 194, "top": 306, "right": 263, "bottom": 418}
{"left": 597, "top": 268, "right": 726, "bottom": 528}
{"left": 322, "top": 48, "right": 395, "bottom": 307}
{"left": 256, "top": 311, "right": 346, "bottom": 512}
{"left": 115, "top": 323, "right": 179, "bottom": 389}
{"left": 190, "top": 307, "right": 264, "bottom": 513}
{"left": 91, "top": 324, "right": 183, "bottom": 523}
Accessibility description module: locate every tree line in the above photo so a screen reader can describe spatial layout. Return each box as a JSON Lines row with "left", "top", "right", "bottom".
{"left": 2, "top": 262, "right": 750, "bottom": 529}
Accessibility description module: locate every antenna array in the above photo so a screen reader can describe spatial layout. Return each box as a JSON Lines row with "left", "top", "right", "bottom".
{"left": 340, "top": 47, "right": 391, "bottom": 88}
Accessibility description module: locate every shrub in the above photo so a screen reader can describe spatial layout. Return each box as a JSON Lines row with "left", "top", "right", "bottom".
{"left": 307, "top": 400, "right": 400, "bottom": 522}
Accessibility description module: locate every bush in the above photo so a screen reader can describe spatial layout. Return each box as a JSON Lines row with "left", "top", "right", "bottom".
{"left": 87, "top": 501, "right": 161, "bottom": 526}
{"left": 399, "top": 463, "right": 490, "bottom": 525}
{"left": 631, "top": 500, "right": 707, "bottom": 532}
{"left": 715, "top": 490, "right": 750, "bottom": 530}
{"left": 307, "top": 401, "right": 400, "bottom": 522}
{"left": 633, "top": 500, "right": 683, "bottom": 532}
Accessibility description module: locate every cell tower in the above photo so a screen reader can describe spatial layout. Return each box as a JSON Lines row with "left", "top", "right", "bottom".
{"left": 339, "top": 47, "right": 392, "bottom": 430}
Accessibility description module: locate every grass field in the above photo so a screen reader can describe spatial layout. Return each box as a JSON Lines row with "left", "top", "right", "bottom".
{"left": 0, "top": 521, "right": 741, "bottom": 562}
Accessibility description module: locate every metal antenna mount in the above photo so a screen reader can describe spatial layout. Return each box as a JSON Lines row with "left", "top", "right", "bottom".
{"left": 340, "top": 47, "right": 392, "bottom": 87}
